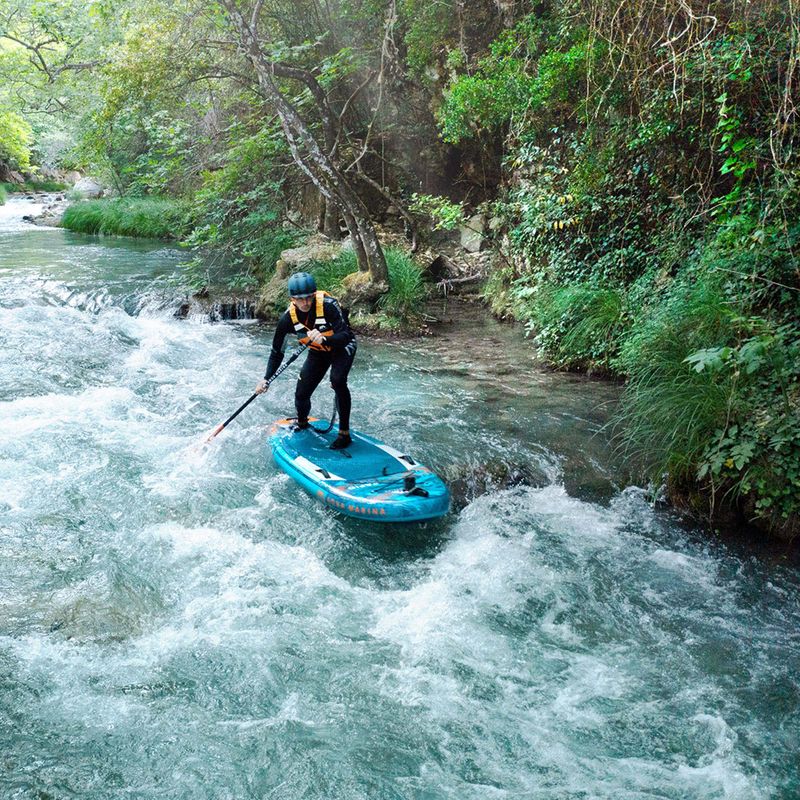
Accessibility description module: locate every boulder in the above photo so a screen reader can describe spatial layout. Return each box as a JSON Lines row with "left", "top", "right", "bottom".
{"left": 459, "top": 213, "right": 486, "bottom": 253}
{"left": 73, "top": 177, "right": 105, "bottom": 198}
{"left": 64, "top": 170, "right": 82, "bottom": 184}
{"left": 279, "top": 234, "right": 343, "bottom": 270}
{"left": 338, "top": 269, "right": 388, "bottom": 310}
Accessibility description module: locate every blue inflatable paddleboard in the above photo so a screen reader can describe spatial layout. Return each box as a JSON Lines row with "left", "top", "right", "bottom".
{"left": 268, "top": 418, "right": 450, "bottom": 522}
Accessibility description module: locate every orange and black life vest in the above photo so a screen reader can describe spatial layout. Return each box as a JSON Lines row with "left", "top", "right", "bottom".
{"left": 288, "top": 290, "right": 335, "bottom": 351}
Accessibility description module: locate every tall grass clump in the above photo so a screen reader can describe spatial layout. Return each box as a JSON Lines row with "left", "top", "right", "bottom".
{"left": 0, "top": 185, "right": 6, "bottom": 205}
{"left": 306, "top": 247, "right": 427, "bottom": 326}
{"left": 26, "top": 179, "right": 67, "bottom": 192}
{"left": 524, "top": 283, "right": 624, "bottom": 370}
{"left": 62, "top": 197, "right": 188, "bottom": 239}
{"left": 308, "top": 249, "right": 359, "bottom": 292}
{"left": 614, "top": 273, "right": 738, "bottom": 487}
{"left": 378, "top": 249, "right": 426, "bottom": 320}
{"left": 0, "top": 179, "right": 66, "bottom": 193}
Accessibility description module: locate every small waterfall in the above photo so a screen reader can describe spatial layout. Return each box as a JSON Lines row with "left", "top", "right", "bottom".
{"left": 174, "top": 296, "right": 257, "bottom": 322}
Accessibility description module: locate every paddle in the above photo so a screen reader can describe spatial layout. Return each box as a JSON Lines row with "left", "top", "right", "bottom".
{"left": 205, "top": 345, "right": 308, "bottom": 443}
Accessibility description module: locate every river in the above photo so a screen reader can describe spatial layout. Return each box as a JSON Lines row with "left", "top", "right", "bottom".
{"left": 1, "top": 196, "right": 798, "bottom": 799}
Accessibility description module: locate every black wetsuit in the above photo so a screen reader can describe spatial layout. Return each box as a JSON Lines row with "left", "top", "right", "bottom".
{"left": 264, "top": 296, "right": 357, "bottom": 430}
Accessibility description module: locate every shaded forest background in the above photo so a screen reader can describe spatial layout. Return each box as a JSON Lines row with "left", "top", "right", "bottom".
{"left": 1, "top": 0, "right": 798, "bottom": 537}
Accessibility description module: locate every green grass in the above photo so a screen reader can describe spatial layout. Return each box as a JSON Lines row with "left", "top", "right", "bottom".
{"left": 614, "top": 273, "right": 738, "bottom": 486}
{"left": 378, "top": 248, "right": 427, "bottom": 320}
{"left": 61, "top": 197, "right": 189, "bottom": 239}
{"left": 527, "top": 283, "right": 624, "bottom": 370}
{"left": 0, "top": 179, "right": 67, "bottom": 193}
{"left": 0, "top": 185, "right": 6, "bottom": 205}
{"left": 309, "top": 248, "right": 359, "bottom": 292}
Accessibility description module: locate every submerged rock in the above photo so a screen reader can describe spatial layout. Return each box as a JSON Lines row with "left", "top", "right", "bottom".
{"left": 444, "top": 458, "right": 550, "bottom": 510}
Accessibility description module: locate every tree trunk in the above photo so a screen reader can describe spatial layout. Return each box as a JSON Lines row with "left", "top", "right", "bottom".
{"left": 320, "top": 196, "right": 341, "bottom": 239}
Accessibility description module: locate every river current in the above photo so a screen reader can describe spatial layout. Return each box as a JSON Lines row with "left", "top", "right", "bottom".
{"left": 1, "top": 197, "right": 798, "bottom": 799}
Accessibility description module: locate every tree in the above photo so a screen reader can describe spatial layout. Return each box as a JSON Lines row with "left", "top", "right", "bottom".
{"left": 0, "top": 108, "right": 32, "bottom": 172}
{"left": 216, "top": 0, "right": 390, "bottom": 299}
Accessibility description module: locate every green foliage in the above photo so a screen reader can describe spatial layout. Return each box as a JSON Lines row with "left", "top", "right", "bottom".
{"left": 399, "top": 0, "right": 457, "bottom": 76}
{"left": 409, "top": 193, "right": 466, "bottom": 231}
{"left": 1, "top": 179, "right": 67, "bottom": 193}
{"left": 614, "top": 260, "right": 800, "bottom": 527}
{"left": 520, "top": 283, "right": 624, "bottom": 370}
{"left": 615, "top": 273, "right": 738, "bottom": 482}
{"left": 0, "top": 185, "right": 6, "bottom": 205}
{"left": 308, "top": 249, "right": 359, "bottom": 292}
{"left": 0, "top": 109, "right": 33, "bottom": 170}
{"left": 183, "top": 122, "right": 294, "bottom": 288}
{"left": 61, "top": 197, "right": 189, "bottom": 239}
{"left": 439, "top": 14, "right": 592, "bottom": 143}
{"left": 689, "top": 324, "right": 800, "bottom": 523}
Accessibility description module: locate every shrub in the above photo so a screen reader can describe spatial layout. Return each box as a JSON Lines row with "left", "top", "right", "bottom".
{"left": 308, "top": 249, "right": 359, "bottom": 292}
{"left": 307, "top": 247, "right": 427, "bottom": 326}
{"left": 519, "top": 282, "right": 624, "bottom": 370}
{"left": 0, "top": 179, "right": 68, "bottom": 193}
{"left": 615, "top": 272, "right": 738, "bottom": 485}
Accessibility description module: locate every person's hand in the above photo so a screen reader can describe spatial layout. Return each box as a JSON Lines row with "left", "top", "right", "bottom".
{"left": 254, "top": 378, "right": 269, "bottom": 394}
{"left": 307, "top": 328, "right": 324, "bottom": 344}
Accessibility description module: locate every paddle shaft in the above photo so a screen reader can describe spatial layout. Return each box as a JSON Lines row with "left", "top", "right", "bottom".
{"left": 206, "top": 345, "right": 307, "bottom": 441}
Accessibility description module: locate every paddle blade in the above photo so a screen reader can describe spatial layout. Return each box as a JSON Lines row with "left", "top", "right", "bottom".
{"left": 205, "top": 422, "right": 225, "bottom": 443}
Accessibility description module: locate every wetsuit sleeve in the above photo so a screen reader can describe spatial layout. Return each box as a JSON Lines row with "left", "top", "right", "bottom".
{"left": 264, "top": 313, "right": 292, "bottom": 379}
{"left": 323, "top": 299, "right": 353, "bottom": 348}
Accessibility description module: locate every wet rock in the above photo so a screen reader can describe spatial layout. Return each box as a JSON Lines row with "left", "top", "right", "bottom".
{"left": 278, "top": 233, "right": 344, "bottom": 272}
{"left": 444, "top": 458, "right": 550, "bottom": 510}
{"left": 459, "top": 213, "right": 486, "bottom": 253}
{"left": 174, "top": 293, "right": 256, "bottom": 321}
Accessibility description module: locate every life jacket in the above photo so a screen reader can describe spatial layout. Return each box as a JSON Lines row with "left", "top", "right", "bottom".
{"left": 288, "top": 290, "right": 336, "bottom": 351}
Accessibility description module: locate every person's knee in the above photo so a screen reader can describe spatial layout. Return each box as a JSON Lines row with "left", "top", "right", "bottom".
{"left": 330, "top": 375, "right": 348, "bottom": 393}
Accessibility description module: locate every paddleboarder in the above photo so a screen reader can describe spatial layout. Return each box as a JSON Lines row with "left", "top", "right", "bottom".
{"left": 255, "top": 272, "right": 356, "bottom": 449}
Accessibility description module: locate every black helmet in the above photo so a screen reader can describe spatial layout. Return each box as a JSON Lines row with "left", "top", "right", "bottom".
{"left": 287, "top": 272, "right": 317, "bottom": 298}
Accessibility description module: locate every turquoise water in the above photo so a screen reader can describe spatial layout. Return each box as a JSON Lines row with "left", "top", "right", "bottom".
{"left": 1, "top": 198, "right": 799, "bottom": 799}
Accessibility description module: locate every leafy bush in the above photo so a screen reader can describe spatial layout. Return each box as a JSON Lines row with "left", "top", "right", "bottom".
{"left": 615, "top": 273, "right": 739, "bottom": 486}
{"left": 615, "top": 265, "right": 800, "bottom": 531}
{"left": 0, "top": 110, "right": 32, "bottom": 170}
{"left": 182, "top": 122, "right": 293, "bottom": 289}
{"left": 520, "top": 283, "right": 624, "bottom": 370}
{"left": 308, "top": 249, "right": 359, "bottom": 292}
{"left": 61, "top": 197, "right": 188, "bottom": 239}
